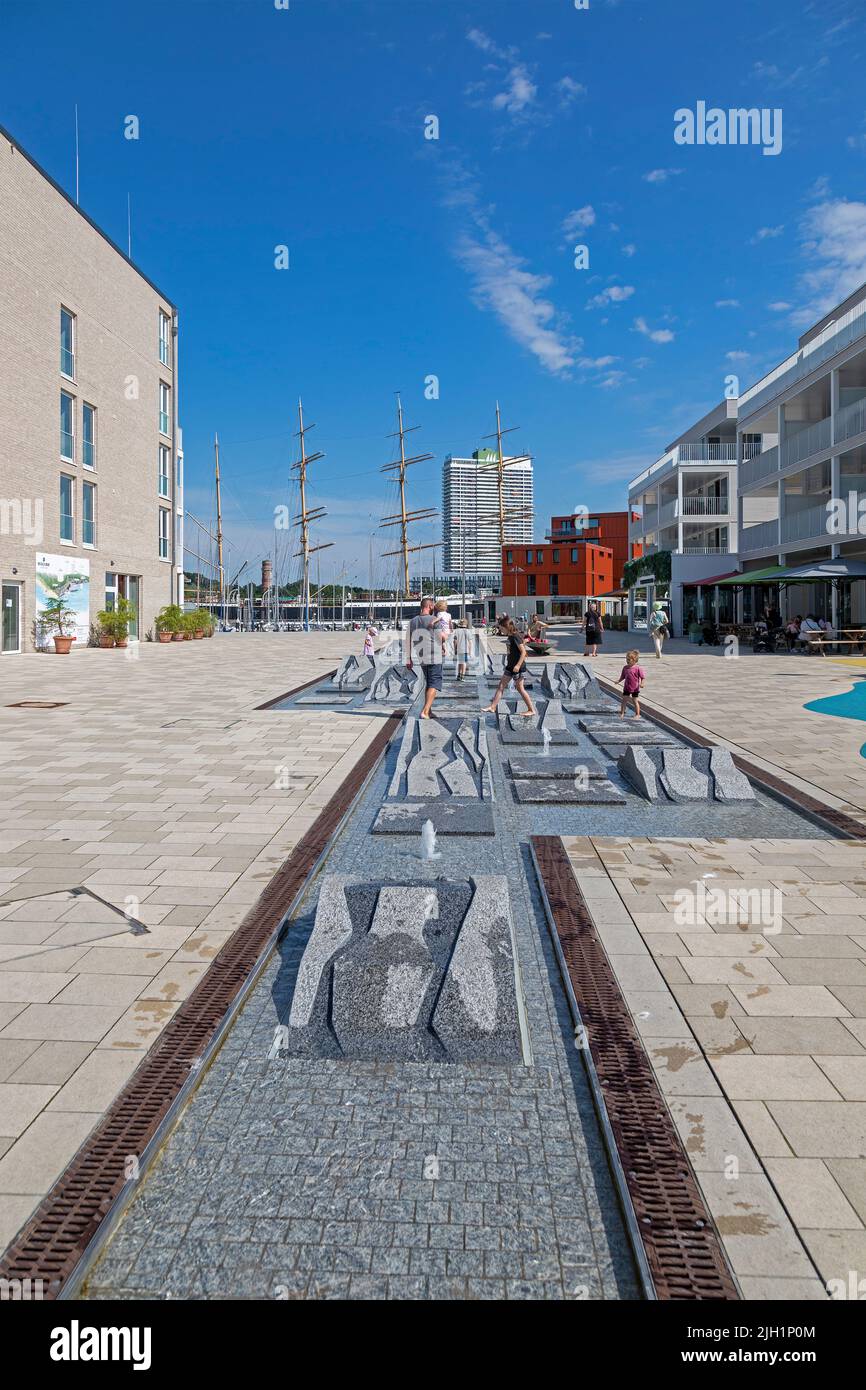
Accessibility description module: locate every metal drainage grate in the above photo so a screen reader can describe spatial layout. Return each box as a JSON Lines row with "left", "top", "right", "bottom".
{"left": 531, "top": 834, "right": 739, "bottom": 1301}
{"left": 6, "top": 701, "right": 68, "bottom": 709}
{"left": 0, "top": 713, "right": 402, "bottom": 1297}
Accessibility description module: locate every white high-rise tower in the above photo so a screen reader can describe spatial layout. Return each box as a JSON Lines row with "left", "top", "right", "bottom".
{"left": 441, "top": 448, "right": 534, "bottom": 584}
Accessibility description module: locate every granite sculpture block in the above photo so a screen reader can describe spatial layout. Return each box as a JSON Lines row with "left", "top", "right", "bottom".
{"left": 286, "top": 876, "right": 521, "bottom": 1062}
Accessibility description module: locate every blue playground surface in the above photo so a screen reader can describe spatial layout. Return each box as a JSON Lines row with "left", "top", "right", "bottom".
{"left": 805, "top": 679, "right": 866, "bottom": 758}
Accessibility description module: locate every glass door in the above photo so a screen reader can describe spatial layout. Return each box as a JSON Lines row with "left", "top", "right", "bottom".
{"left": 118, "top": 575, "right": 140, "bottom": 639}
{"left": 2, "top": 583, "right": 21, "bottom": 654}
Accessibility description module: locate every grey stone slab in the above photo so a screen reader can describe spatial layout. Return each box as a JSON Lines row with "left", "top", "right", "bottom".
{"left": 431, "top": 877, "right": 522, "bottom": 1063}
{"left": 512, "top": 779, "right": 626, "bottom": 805}
{"left": 578, "top": 719, "right": 679, "bottom": 746}
{"left": 540, "top": 699, "right": 567, "bottom": 732}
{"left": 563, "top": 700, "right": 619, "bottom": 714}
{"left": 507, "top": 755, "right": 606, "bottom": 780}
{"left": 440, "top": 759, "right": 477, "bottom": 798}
{"left": 324, "top": 655, "right": 377, "bottom": 690}
{"left": 407, "top": 753, "right": 447, "bottom": 798}
{"left": 659, "top": 748, "right": 711, "bottom": 802}
{"left": 295, "top": 693, "right": 355, "bottom": 706}
{"left": 498, "top": 720, "right": 579, "bottom": 746}
{"left": 371, "top": 803, "right": 495, "bottom": 835}
{"left": 617, "top": 746, "right": 660, "bottom": 800}
{"left": 709, "top": 748, "right": 756, "bottom": 802}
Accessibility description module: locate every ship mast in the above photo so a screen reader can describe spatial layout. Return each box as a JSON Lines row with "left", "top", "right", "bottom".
{"left": 479, "top": 401, "right": 534, "bottom": 548}
{"left": 380, "top": 392, "right": 438, "bottom": 624}
{"left": 291, "top": 399, "right": 332, "bottom": 630}
{"left": 214, "top": 433, "right": 225, "bottom": 624}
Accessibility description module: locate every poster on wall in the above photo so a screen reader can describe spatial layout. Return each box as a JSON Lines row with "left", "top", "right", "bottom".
{"left": 34, "top": 553, "right": 90, "bottom": 649}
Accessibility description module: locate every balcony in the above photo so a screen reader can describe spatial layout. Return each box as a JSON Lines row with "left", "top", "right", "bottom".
{"left": 681, "top": 494, "right": 730, "bottom": 516}
{"left": 739, "top": 445, "right": 779, "bottom": 490}
{"left": 739, "top": 299, "right": 866, "bottom": 420}
{"left": 781, "top": 499, "right": 831, "bottom": 545}
{"left": 837, "top": 395, "right": 866, "bottom": 445}
{"left": 781, "top": 415, "right": 832, "bottom": 469}
{"left": 681, "top": 546, "right": 731, "bottom": 554}
{"left": 740, "top": 518, "right": 779, "bottom": 552}
{"left": 677, "top": 442, "right": 738, "bottom": 462}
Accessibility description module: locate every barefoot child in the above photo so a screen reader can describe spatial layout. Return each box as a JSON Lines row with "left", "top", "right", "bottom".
{"left": 617, "top": 649, "right": 645, "bottom": 720}
{"left": 483, "top": 619, "right": 536, "bottom": 717}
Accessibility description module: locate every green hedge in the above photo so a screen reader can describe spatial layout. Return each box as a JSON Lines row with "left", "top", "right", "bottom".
{"left": 623, "top": 551, "right": 671, "bottom": 592}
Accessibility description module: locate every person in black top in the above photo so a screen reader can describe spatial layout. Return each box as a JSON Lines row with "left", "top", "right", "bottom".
{"left": 583, "top": 602, "right": 603, "bottom": 656}
{"left": 483, "top": 619, "right": 536, "bottom": 717}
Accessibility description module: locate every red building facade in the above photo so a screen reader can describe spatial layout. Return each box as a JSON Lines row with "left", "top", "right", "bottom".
{"left": 547, "top": 511, "right": 641, "bottom": 587}
{"left": 497, "top": 511, "right": 640, "bottom": 618}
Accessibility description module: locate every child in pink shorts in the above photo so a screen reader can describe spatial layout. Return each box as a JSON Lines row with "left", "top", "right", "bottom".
{"left": 617, "top": 649, "right": 646, "bottom": 720}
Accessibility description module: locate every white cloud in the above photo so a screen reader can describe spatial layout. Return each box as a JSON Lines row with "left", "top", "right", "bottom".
{"left": 586, "top": 284, "right": 635, "bottom": 309}
{"left": 492, "top": 64, "right": 537, "bottom": 115}
{"left": 621, "top": 243, "right": 637, "bottom": 257}
{"left": 562, "top": 205, "right": 595, "bottom": 237}
{"left": 795, "top": 196, "right": 866, "bottom": 322}
{"left": 556, "top": 76, "right": 587, "bottom": 109}
{"left": 715, "top": 298, "right": 740, "bottom": 308}
{"left": 767, "top": 300, "right": 792, "bottom": 311}
{"left": 467, "top": 28, "right": 501, "bottom": 57}
{"left": 577, "top": 355, "right": 619, "bottom": 369}
{"left": 454, "top": 226, "right": 579, "bottom": 376}
{"left": 634, "top": 316, "right": 675, "bottom": 344}
{"left": 726, "top": 350, "right": 751, "bottom": 362}
{"left": 599, "top": 371, "right": 628, "bottom": 389}
{"left": 751, "top": 225, "right": 784, "bottom": 243}
{"left": 643, "top": 168, "right": 683, "bottom": 184}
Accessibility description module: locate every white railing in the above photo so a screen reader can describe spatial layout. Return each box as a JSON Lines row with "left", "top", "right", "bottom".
{"left": 739, "top": 298, "right": 866, "bottom": 419}
{"left": 836, "top": 395, "right": 866, "bottom": 445}
{"left": 739, "top": 445, "right": 779, "bottom": 490}
{"left": 681, "top": 495, "right": 730, "bottom": 515}
{"left": 781, "top": 500, "right": 831, "bottom": 545}
{"left": 677, "top": 442, "right": 737, "bottom": 462}
{"left": 658, "top": 498, "right": 678, "bottom": 527}
{"left": 681, "top": 546, "right": 730, "bottom": 554}
{"left": 782, "top": 415, "right": 832, "bottom": 469}
{"left": 740, "top": 518, "right": 779, "bottom": 551}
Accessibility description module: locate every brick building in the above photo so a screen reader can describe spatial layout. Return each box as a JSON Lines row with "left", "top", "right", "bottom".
{"left": 0, "top": 124, "right": 182, "bottom": 654}
{"left": 494, "top": 511, "right": 638, "bottom": 620}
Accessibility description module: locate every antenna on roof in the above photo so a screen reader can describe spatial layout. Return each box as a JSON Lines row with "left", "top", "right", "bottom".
{"left": 74, "top": 104, "right": 80, "bottom": 205}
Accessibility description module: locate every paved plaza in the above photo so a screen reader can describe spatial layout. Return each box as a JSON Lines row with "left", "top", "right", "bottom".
{"left": 2, "top": 626, "right": 866, "bottom": 1299}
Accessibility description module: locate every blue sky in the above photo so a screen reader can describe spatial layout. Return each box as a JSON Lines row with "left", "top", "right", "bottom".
{"left": 3, "top": 0, "right": 866, "bottom": 587}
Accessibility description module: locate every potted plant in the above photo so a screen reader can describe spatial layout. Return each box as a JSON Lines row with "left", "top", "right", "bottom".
{"left": 41, "top": 600, "right": 78, "bottom": 654}
{"left": 156, "top": 604, "right": 184, "bottom": 642}
{"left": 190, "top": 607, "right": 208, "bottom": 639}
{"left": 112, "top": 597, "right": 136, "bottom": 649}
{"left": 96, "top": 609, "right": 116, "bottom": 648}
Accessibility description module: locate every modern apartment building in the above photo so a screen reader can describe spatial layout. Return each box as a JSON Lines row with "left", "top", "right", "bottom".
{"left": 547, "top": 510, "right": 641, "bottom": 588}
{"left": 498, "top": 536, "right": 614, "bottom": 620}
{"left": 442, "top": 449, "right": 533, "bottom": 582}
{"left": 0, "top": 124, "right": 181, "bottom": 654}
{"left": 735, "top": 283, "right": 866, "bottom": 624}
{"left": 626, "top": 400, "right": 758, "bottom": 631}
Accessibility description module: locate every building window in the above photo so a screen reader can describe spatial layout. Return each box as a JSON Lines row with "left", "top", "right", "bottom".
{"left": 159, "top": 382, "right": 171, "bottom": 436}
{"left": 526, "top": 574, "right": 536, "bottom": 596}
{"left": 550, "top": 574, "right": 559, "bottom": 596}
{"left": 60, "top": 474, "right": 74, "bottom": 542}
{"left": 536, "top": 550, "right": 544, "bottom": 565}
{"left": 159, "top": 444, "right": 171, "bottom": 498}
{"left": 552, "top": 549, "right": 559, "bottom": 565}
{"left": 506, "top": 549, "right": 513, "bottom": 565}
{"left": 158, "top": 507, "right": 170, "bottom": 560}
{"left": 525, "top": 550, "right": 533, "bottom": 564}
{"left": 82, "top": 481, "right": 96, "bottom": 546}
{"left": 571, "top": 548, "right": 578, "bottom": 563}
{"left": 60, "top": 392, "right": 75, "bottom": 461}
{"left": 159, "top": 310, "right": 171, "bottom": 367}
{"left": 60, "top": 308, "right": 75, "bottom": 377}
{"left": 176, "top": 452, "right": 183, "bottom": 490}
{"left": 83, "top": 403, "right": 96, "bottom": 469}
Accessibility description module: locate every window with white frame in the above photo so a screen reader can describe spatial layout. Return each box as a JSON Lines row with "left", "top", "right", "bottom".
{"left": 60, "top": 474, "right": 74, "bottom": 542}
{"left": 159, "top": 310, "right": 171, "bottom": 367}
{"left": 61, "top": 307, "right": 75, "bottom": 377}
{"left": 83, "top": 403, "right": 96, "bottom": 469}
{"left": 159, "top": 381, "right": 170, "bottom": 436}
{"left": 158, "top": 444, "right": 171, "bottom": 498}
{"left": 158, "top": 507, "right": 170, "bottom": 560}
{"left": 82, "top": 480, "right": 96, "bottom": 546}
{"left": 60, "top": 392, "right": 75, "bottom": 461}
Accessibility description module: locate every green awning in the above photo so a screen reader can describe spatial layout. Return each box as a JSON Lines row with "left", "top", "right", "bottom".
{"left": 716, "top": 565, "right": 790, "bottom": 587}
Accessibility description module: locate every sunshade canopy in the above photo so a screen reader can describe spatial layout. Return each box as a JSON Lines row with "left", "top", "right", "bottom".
{"left": 716, "top": 564, "right": 790, "bottom": 587}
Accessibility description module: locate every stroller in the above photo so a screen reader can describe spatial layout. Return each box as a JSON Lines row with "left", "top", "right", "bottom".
{"left": 700, "top": 619, "right": 720, "bottom": 646}
{"left": 752, "top": 621, "right": 772, "bottom": 654}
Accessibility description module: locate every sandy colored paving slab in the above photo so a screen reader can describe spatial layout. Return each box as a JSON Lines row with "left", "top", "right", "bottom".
{"left": 0, "top": 631, "right": 385, "bottom": 1256}
{"left": 562, "top": 833, "right": 866, "bottom": 1298}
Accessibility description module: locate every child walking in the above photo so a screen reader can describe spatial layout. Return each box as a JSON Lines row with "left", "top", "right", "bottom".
{"left": 483, "top": 619, "right": 536, "bottom": 717}
{"left": 617, "top": 649, "right": 646, "bottom": 720}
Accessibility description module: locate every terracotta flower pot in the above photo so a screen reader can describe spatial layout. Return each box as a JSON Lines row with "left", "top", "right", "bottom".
{"left": 53, "top": 635, "right": 74, "bottom": 655}
{"left": 116, "top": 637, "right": 129, "bottom": 648}
{"left": 158, "top": 630, "right": 172, "bottom": 643}
{"left": 99, "top": 636, "right": 115, "bottom": 649}
{"left": 183, "top": 632, "right": 192, "bottom": 641}
{"left": 172, "top": 632, "right": 184, "bottom": 642}
{"left": 194, "top": 629, "right": 204, "bottom": 639}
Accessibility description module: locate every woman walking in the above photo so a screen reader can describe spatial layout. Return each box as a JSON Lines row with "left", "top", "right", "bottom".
{"left": 649, "top": 602, "right": 669, "bottom": 660}
{"left": 483, "top": 619, "right": 536, "bottom": 717}
{"left": 583, "top": 603, "right": 603, "bottom": 657}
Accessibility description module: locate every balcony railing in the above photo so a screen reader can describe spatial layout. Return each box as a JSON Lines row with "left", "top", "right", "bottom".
{"left": 836, "top": 395, "right": 866, "bottom": 445}
{"left": 739, "top": 445, "right": 779, "bottom": 490}
{"left": 681, "top": 495, "right": 730, "bottom": 515}
{"left": 739, "top": 299, "right": 866, "bottom": 420}
{"left": 677, "top": 442, "right": 738, "bottom": 462}
{"left": 659, "top": 498, "right": 678, "bottom": 527}
{"left": 781, "top": 415, "right": 832, "bottom": 469}
{"left": 740, "top": 518, "right": 779, "bottom": 552}
{"left": 681, "top": 546, "right": 730, "bottom": 554}
{"left": 781, "top": 499, "right": 832, "bottom": 545}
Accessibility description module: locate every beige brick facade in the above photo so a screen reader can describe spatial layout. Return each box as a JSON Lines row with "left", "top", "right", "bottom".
{"left": 0, "top": 126, "right": 180, "bottom": 654}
